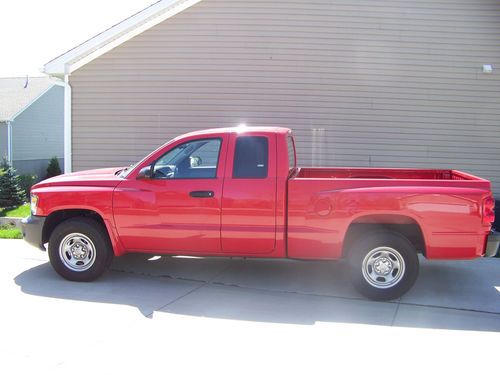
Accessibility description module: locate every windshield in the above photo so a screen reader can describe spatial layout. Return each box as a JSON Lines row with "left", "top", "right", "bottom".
{"left": 118, "top": 137, "right": 178, "bottom": 178}
{"left": 117, "top": 163, "right": 139, "bottom": 178}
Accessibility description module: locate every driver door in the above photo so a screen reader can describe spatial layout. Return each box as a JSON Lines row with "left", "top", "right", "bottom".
{"left": 113, "top": 136, "right": 227, "bottom": 253}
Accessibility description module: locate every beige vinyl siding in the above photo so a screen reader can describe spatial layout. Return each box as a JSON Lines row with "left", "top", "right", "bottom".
{"left": 70, "top": 0, "right": 500, "bottom": 194}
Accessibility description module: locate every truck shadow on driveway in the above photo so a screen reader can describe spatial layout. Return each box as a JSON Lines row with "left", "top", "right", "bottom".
{"left": 14, "top": 254, "right": 500, "bottom": 332}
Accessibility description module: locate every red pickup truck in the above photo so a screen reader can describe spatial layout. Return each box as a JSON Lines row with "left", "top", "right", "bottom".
{"left": 22, "top": 127, "right": 498, "bottom": 300}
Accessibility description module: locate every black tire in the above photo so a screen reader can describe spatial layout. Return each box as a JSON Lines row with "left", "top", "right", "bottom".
{"left": 347, "top": 230, "right": 419, "bottom": 300}
{"left": 48, "top": 217, "right": 114, "bottom": 281}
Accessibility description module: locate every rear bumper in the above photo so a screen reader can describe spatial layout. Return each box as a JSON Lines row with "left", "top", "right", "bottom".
{"left": 21, "top": 215, "right": 46, "bottom": 251}
{"left": 485, "top": 230, "right": 500, "bottom": 257}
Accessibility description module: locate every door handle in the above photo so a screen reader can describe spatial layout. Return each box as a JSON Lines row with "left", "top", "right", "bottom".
{"left": 189, "top": 190, "right": 215, "bottom": 198}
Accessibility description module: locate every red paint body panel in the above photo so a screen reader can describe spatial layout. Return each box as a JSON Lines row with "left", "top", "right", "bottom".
{"left": 30, "top": 127, "right": 493, "bottom": 261}
{"left": 34, "top": 185, "right": 127, "bottom": 256}
{"left": 113, "top": 178, "right": 224, "bottom": 253}
{"left": 287, "top": 179, "right": 490, "bottom": 259}
{"left": 113, "top": 132, "right": 229, "bottom": 254}
{"left": 221, "top": 130, "right": 278, "bottom": 254}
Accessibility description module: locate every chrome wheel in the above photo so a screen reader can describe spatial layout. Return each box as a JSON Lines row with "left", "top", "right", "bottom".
{"left": 361, "top": 246, "right": 405, "bottom": 289}
{"left": 58, "top": 233, "right": 97, "bottom": 272}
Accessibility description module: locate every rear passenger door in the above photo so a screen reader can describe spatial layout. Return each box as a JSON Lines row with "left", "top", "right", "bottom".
{"left": 221, "top": 132, "right": 277, "bottom": 253}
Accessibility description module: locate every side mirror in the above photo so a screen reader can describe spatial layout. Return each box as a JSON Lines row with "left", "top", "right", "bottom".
{"left": 190, "top": 155, "right": 202, "bottom": 167}
{"left": 136, "top": 166, "right": 152, "bottom": 180}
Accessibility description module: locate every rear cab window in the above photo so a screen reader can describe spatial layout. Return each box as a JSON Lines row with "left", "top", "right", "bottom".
{"left": 233, "top": 136, "right": 269, "bottom": 179}
{"left": 287, "top": 135, "right": 296, "bottom": 171}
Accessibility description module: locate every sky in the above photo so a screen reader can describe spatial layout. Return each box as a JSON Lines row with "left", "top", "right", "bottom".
{"left": 0, "top": 0, "right": 157, "bottom": 77}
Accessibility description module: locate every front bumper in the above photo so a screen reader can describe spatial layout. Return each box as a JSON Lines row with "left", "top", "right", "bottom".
{"left": 485, "top": 230, "right": 500, "bottom": 257}
{"left": 21, "top": 215, "right": 46, "bottom": 251}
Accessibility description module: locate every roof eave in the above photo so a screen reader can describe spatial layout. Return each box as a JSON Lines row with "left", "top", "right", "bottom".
{"left": 43, "top": 0, "right": 202, "bottom": 77}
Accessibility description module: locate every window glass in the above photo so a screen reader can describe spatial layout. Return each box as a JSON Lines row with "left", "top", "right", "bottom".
{"left": 287, "top": 136, "right": 296, "bottom": 170}
{"left": 153, "top": 138, "right": 221, "bottom": 179}
{"left": 233, "top": 136, "right": 268, "bottom": 179}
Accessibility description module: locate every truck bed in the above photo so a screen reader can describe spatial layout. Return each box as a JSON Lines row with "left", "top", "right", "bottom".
{"left": 296, "top": 167, "right": 483, "bottom": 181}
{"left": 288, "top": 166, "right": 492, "bottom": 261}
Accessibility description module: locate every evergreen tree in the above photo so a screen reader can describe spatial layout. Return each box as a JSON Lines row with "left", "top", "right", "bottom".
{"left": 0, "top": 159, "right": 25, "bottom": 208}
{"left": 46, "top": 157, "right": 62, "bottom": 179}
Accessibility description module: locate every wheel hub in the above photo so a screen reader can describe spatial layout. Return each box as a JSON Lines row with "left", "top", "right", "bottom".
{"left": 70, "top": 243, "right": 88, "bottom": 259}
{"left": 361, "top": 247, "right": 406, "bottom": 289}
{"left": 373, "top": 257, "right": 393, "bottom": 275}
{"left": 59, "top": 233, "right": 96, "bottom": 272}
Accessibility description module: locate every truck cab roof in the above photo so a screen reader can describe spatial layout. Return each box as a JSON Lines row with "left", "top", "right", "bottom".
{"left": 179, "top": 126, "right": 292, "bottom": 138}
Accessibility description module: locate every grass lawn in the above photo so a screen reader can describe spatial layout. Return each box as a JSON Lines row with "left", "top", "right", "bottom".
{"left": 0, "top": 203, "right": 30, "bottom": 218}
{"left": 0, "top": 204, "right": 28, "bottom": 239}
{"left": 0, "top": 224, "right": 22, "bottom": 239}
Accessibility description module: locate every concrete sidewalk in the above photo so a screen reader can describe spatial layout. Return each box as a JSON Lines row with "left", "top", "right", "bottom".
{"left": 1, "top": 239, "right": 499, "bottom": 374}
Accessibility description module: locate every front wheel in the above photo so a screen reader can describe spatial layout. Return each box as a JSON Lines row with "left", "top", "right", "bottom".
{"left": 347, "top": 230, "right": 419, "bottom": 300}
{"left": 48, "top": 218, "right": 113, "bottom": 281}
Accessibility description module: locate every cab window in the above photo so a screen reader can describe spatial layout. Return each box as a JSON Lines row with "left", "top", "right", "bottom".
{"left": 153, "top": 138, "right": 221, "bottom": 179}
{"left": 233, "top": 136, "right": 268, "bottom": 179}
{"left": 287, "top": 136, "right": 296, "bottom": 170}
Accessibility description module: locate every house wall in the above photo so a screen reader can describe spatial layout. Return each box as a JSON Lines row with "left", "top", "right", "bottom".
{"left": 69, "top": 0, "right": 500, "bottom": 194}
{"left": 12, "top": 85, "right": 64, "bottom": 177}
{"left": 0, "top": 123, "right": 7, "bottom": 160}
{"left": 13, "top": 158, "right": 64, "bottom": 177}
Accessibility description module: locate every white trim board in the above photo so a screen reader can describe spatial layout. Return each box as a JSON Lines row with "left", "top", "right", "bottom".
{"left": 43, "top": 0, "right": 203, "bottom": 76}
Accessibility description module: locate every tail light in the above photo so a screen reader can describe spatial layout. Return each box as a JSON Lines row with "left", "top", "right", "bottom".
{"left": 482, "top": 195, "right": 495, "bottom": 225}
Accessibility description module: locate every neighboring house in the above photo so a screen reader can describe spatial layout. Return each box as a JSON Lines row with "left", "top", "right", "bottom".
{"left": 0, "top": 76, "right": 64, "bottom": 177}
{"left": 43, "top": 0, "right": 500, "bottom": 194}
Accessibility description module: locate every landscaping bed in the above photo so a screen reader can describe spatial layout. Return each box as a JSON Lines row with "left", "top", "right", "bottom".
{"left": 0, "top": 223, "right": 22, "bottom": 239}
{"left": 0, "top": 203, "right": 30, "bottom": 218}
{"left": 0, "top": 204, "right": 29, "bottom": 239}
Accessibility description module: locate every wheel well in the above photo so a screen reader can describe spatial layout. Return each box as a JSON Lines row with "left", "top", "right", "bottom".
{"left": 343, "top": 221, "right": 426, "bottom": 257}
{"left": 42, "top": 209, "right": 107, "bottom": 244}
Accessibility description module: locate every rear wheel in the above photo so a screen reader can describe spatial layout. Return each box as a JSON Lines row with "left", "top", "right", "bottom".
{"left": 347, "top": 230, "right": 419, "bottom": 300}
{"left": 48, "top": 218, "right": 113, "bottom": 281}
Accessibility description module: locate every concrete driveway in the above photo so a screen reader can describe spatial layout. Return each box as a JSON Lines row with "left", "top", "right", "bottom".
{"left": 1, "top": 239, "right": 499, "bottom": 374}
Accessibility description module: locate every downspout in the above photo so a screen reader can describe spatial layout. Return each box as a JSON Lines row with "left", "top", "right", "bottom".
{"left": 63, "top": 75, "right": 72, "bottom": 173}
{"left": 6, "top": 120, "right": 13, "bottom": 165}
{"left": 47, "top": 72, "right": 71, "bottom": 173}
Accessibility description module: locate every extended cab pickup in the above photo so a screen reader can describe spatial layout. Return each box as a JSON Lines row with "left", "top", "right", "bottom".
{"left": 22, "top": 127, "right": 498, "bottom": 300}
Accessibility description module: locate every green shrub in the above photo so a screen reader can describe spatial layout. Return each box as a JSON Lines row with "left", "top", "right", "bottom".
{"left": 0, "top": 158, "right": 25, "bottom": 208}
{"left": 46, "top": 157, "right": 62, "bottom": 179}
{"left": 18, "top": 174, "right": 38, "bottom": 200}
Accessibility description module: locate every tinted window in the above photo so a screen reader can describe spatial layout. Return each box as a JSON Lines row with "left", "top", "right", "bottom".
{"left": 233, "top": 136, "right": 268, "bottom": 178}
{"left": 153, "top": 138, "right": 221, "bottom": 179}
